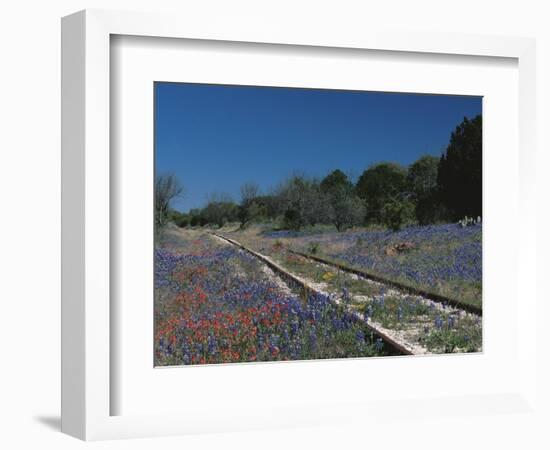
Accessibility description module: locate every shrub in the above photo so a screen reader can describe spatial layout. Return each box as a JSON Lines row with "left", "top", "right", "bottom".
{"left": 307, "top": 241, "right": 320, "bottom": 255}
{"left": 272, "top": 240, "right": 284, "bottom": 251}
{"left": 356, "top": 162, "right": 408, "bottom": 224}
{"left": 189, "top": 216, "right": 201, "bottom": 227}
{"left": 283, "top": 208, "right": 303, "bottom": 231}
{"left": 177, "top": 218, "right": 189, "bottom": 228}
{"left": 382, "top": 197, "right": 415, "bottom": 231}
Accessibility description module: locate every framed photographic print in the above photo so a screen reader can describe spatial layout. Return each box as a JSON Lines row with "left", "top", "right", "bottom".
{"left": 62, "top": 9, "right": 538, "bottom": 441}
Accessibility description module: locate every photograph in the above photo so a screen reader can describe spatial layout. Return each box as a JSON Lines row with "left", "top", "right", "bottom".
{"left": 154, "top": 82, "right": 483, "bottom": 366}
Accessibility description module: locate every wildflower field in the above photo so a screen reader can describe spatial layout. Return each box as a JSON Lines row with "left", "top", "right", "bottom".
{"left": 154, "top": 228, "right": 387, "bottom": 366}
{"left": 222, "top": 222, "right": 483, "bottom": 354}
{"left": 155, "top": 222, "right": 482, "bottom": 366}
{"left": 256, "top": 223, "right": 482, "bottom": 308}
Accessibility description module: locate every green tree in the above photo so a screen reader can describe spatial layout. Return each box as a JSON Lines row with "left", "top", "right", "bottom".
{"left": 437, "top": 115, "right": 482, "bottom": 219}
{"left": 320, "top": 169, "right": 353, "bottom": 194}
{"left": 356, "top": 162, "right": 408, "bottom": 224}
{"left": 327, "top": 185, "right": 365, "bottom": 231}
{"left": 408, "top": 155, "right": 439, "bottom": 196}
{"left": 407, "top": 155, "right": 442, "bottom": 224}
{"left": 321, "top": 170, "right": 364, "bottom": 231}
{"left": 277, "top": 175, "right": 327, "bottom": 230}
{"left": 202, "top": 193, "right": 238, "bottom": 228}
{"left": 381, "top": 197, "right": 415, "bottom": 231}
{"left": 168, "top": 209, "right": 190, "bottom": 227}
{"left": 253, "top": 195, "right": 278, "bottom": 220}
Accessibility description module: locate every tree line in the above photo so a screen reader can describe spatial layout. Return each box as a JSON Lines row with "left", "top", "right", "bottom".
{"left": 157, "top": 115, "right": 482, "bottom": 232}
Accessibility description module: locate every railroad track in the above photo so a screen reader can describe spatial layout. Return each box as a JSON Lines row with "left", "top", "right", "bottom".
{"left": 211, "top": 233, "right": 416, "bottom": 356}
{"left": 288, "top": 250, "right": 482, "bottom": 316}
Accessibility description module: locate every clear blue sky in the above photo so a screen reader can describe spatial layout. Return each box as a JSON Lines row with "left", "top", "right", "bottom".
{"left": 155, "top": 82, "right": 481, "bottom": 212}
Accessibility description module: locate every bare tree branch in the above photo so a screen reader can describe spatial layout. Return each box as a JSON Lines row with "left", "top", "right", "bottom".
{"left": 155, "top": 173, "right": 184, "bottom": 227}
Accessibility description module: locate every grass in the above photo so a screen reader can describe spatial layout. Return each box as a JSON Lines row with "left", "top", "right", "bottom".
{"left": 278, "top": 252, "right": 383, "bottom": 298}
{"left": 418, "top": 315, "right": 482, "bottom": 353}
{"left": 298, "top": 251, "right": 481, "bottom": 310}
{"left": 358, "top": 294, "right": 481, "bottom": 353}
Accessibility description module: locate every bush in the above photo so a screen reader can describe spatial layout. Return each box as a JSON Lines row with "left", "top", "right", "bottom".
{"left": 189, "top": 216, "right": 200, "bottom": 227}
{"left": 176, "top": 218, "right": 189, "bottom": 228}
{"left": 201, "top": 198, "right": 239, "bottom": 228}
{"left": 382, "top": 197, "right": 415, "bottom": 231}
{"left": 163, "top": 210, "right": 192, "bottom": 228}
{"left": 283, "top": 208, "right": 303, "bottom": 231}
{"left": 307, "top": 241, "right": 320, "bottom": 255}
{"left": 273, "top": 239, "right": 284, "bottom": 251}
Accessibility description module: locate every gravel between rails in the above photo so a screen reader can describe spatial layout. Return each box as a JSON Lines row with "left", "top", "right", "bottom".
{"left": 281, "top": 254, "right": 482, "bottom": 354}
{"left": 210, "top": 233, "right": 295, "bottom": 297}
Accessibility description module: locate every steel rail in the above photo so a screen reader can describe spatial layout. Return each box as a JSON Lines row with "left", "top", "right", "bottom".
{"left": 288, "top": 250, "right": 482, "bottom": 316}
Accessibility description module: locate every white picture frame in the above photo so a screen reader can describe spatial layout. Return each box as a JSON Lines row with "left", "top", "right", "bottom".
{"left": 61, "top": 9, "right": 538, "bottom": 441}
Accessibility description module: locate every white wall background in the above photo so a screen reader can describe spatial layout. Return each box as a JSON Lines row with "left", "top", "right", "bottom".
{"left": 0, "top": 1, "right": 547, "bottom": 449}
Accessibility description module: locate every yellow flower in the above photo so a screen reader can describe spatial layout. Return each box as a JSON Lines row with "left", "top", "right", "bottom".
{"left": 322, "top": 272, "right": 335, "bottom": 281}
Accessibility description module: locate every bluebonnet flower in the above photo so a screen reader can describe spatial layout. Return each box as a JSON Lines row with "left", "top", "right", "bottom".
{"left": 309, "top": 329, "right": 317, "bottom": 349}
{"left": 207, "top": 335, "right": 217, "bottom": 355}
{"left": 342, "top": 287, "right": 350, "bottom": 305}
{"left": 323, "top": 223, "right": 481, "bottom": 291}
